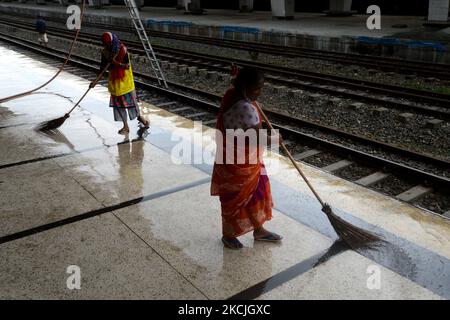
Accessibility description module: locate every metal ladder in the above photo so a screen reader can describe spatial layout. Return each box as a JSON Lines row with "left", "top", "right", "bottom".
{"left": 123, "top": 0, "right": 168, "bottom": 88}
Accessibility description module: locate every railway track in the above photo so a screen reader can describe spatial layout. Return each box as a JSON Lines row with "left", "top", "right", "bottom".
{"left": 2, "top": 18, "right": 450, "bottom": 122}
{"left": 0, "top": 33, "right": 449, "bottom": 217}
{"left": 3, "top": 11, "right": 450, "bottom": 80}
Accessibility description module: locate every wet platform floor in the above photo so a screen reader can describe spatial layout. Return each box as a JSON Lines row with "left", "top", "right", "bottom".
{"left": 0, "top": 45, "right": 450, "bottom": 299}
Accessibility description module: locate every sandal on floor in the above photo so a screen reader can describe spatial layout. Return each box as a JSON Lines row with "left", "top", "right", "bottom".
{"left": 222, "top": 236, "right": 243, "bottom": 250}
{"left": 118, "top": 128, "right": 129, "bottom": 134}
{"left": 254, "top": 232, "right": 283, "bottom": 242}
{"left": 137, "top": 126, "right": 150, "bottom": 139}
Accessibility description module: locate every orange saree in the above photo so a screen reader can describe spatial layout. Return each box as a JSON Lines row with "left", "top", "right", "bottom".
{"left": 211, "top": 87, "right": 273, "bottom": 238}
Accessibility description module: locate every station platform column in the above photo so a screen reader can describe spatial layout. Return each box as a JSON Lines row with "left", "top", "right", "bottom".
{"left": 325, "top": 0, "right": 355, "bottom": 16}
{"left": 239, "top": 0, "right": 254, "bottom": 13}
{"left": 176, "top": 0, "right": 184, "bottom": 10}
{"left": 270, "top": 0, "right": 295, "bottom": 20}
{"left": 428, "top": 0, "right": 449, "bottom": 22}
{"left": 87, "top": 0, "right": 101, "bottom": 8}
{"left": 182, "top": 0, "right": 203, "bottom": 14}
{"left": 85, "top": 0, "right": 110, "bottom": 8}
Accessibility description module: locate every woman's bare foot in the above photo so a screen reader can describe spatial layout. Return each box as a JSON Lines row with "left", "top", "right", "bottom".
{"left": 118, "top": 126, "right": 129, "bottom": 134}
{"left": 138, "top": 115, "right": 150, "bottom": 127}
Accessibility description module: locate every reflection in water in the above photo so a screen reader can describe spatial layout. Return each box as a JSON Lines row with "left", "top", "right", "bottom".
{"left": 359, "top": 240, "right": 418, "bottom": 285}
{"left": 221, "top": 244, "right": 273, "bottom": 300}
{"left": 117, "top": 137, "right": 145, "bottom": 198}
{"left": 333, "top": 238, "right": 450, "bottom": 298}
{"left": 354, "top": 233, "right": 450, "bottom": 298}
{"left": 313, "top": 240, "right": 350, "bottom": 267}
{"left": 137, "top": 124, "right": 150, "bottom": 140}
{"left": 228, "top": 240, "right": 348, "bottom": 300}
{"left": 0, "top": 107, "right": 18, "bottom": 124}
{"left": 227, "top": 239, "right": 442, "bottom": 299}
{"left": 39, "top": 128, "right": 76, "bottom": 151}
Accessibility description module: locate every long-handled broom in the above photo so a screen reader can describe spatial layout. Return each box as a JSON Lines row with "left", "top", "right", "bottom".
{"left": 254, "top": 101, "right": 381, "bottom": 250}
{"left": 36, "top": 61, "right": 111, "bottom": 133}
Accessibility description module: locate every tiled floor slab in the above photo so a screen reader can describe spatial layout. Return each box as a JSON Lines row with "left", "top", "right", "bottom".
{"left": 0, "top": 213, "right": 205, "bottom": 299}
{"left": 0, "top": 160, "right": 102, "bottom": 237}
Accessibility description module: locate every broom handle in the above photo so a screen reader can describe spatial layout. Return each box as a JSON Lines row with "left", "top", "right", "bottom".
{"left": 254, "top": 101, "right": 325, "bottom": 206}
{"left": 66, "top": 58, "right": 114, "bottom": 116}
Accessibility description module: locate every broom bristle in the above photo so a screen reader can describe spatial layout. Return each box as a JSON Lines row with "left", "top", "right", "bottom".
{"left": 36, "top": 114, "right": 69, "bottom": 133}
{"left": 322, "top": 204, "right": 381, "bottom": 250}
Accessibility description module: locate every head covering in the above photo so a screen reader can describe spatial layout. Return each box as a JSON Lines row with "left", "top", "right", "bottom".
{"left": 101, "top": 32, "right": 128, "bottom": 81}
{"left": 101, "top": 32, "right": 121, "bottom": 54}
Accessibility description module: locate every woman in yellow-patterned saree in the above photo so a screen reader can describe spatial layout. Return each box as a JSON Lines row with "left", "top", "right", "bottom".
{"left": 100, "top": 32, "right": 149, "bottom": 134}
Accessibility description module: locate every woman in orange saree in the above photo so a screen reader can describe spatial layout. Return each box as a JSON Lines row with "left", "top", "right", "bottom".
{"left": 211, "top": 67, "right": 283, "bottom": 250}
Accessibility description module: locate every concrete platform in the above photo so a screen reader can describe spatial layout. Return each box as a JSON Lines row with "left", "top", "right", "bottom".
{"left": 1, "top": 2, "right": 449, "bottom": 63}
{"left": 1, "top": 44, "right": 450, "bottom": 299}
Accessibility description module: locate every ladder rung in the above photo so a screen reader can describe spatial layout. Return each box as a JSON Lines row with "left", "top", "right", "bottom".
{"left": 125, "top": 0, "right": 167, "bottom": 88}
